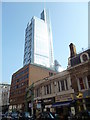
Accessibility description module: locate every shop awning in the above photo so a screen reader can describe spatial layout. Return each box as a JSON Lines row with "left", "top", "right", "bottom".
{"left": 52, "top": 101, "right": 72, "bottom": 107}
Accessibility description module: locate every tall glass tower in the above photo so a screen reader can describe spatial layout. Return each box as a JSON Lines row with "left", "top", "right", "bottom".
{"left": 23, "top": 9, "right": 54, "bottom": 69}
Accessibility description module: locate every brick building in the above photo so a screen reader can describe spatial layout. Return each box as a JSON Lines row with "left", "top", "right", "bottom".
{"left": 9, "top": 64, "right": 56, "bottom": 112}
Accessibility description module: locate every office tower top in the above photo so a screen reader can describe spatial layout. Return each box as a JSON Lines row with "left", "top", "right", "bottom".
{"left": 41, "top": 8, "right": 49, "bottom": 23}
{"left": 23, "top": 9, "right": 54, "bottom": 69}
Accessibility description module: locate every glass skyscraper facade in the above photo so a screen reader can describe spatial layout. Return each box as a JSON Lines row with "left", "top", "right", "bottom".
{"left": 23, "top": 9, "right": 54, "bottom": 69}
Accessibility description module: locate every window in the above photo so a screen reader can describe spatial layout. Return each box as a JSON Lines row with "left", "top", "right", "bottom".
{"left": 26, "top": 74, "right": 29, "bottom": 78}
{"left": 58, "top": 81, "right": 60, "bottom": 92}
{"left": 65, "top": 79, "right": 68, "bottom": 90}
{"left": 79, "top": 78, "right": 85, "bottom": 90}
{"left": 82, "top": 54, "right": 88, "bottom": 61}
{"left": 30, "top": 23, "right": 32, "bottom": 27}
{"left": 44, "top": 84, "right": 51, "bottom": 95}
{"left": 61, "top": 80, "right": 65, "bottom": 91}
{"left": 44, "top": 86, "right": 46, "bottom": 95}
{"left": 46, "top": 85, "right": 49, "bottom": 94}
{"left": 49, "top": 84, "right": 51, "bottom": 94}
{"left": 87, "top": 75, "right": 90, "bottom": 88}
{"left": 36, "top": 88, "right": 40, "bottom": 97}
{"left": 49, "top": 72, "right": 53, "bottom": 76}
{"left": 26, "top": 81, "right": 28, "bottom": 85}
{"left": 80, "top": 52, "right": 89, "bottom": 63}
{"left": 17, "top": 79, "right": 19, "bottom": 82}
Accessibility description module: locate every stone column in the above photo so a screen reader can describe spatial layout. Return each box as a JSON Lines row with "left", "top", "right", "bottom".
{"left": 77, "top": 78, "right": 81, "bottom": 91}
{"left": 55, "top": 81, "right": 58, "bottom": 94}
{"left": 42, "top": 86, "right": 44, "bottom": 96}
{"left": 59, "top": 81, "right": 62, "bottom": 91}
{"left": 51, "top": 82, "right": 54, "bottom": 94}
{"left": 67, "top": 75, "right": 72, "bottom": 90}
{"left": 85, "top": 76, "right": 89, "bottom": 89}
{"left": 64, "top": 80, "right": 67, "bottom": 90}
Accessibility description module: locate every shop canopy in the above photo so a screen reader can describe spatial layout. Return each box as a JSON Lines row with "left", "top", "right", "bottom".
{"left": 52, "top": 101, "right": 72, "bottom": 107}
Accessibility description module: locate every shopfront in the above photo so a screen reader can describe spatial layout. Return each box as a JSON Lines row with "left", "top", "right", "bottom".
{"left": 51, "top": 94, "right": 74, "bottom": 116}
{"left": 52, "top": 100, "right": 72, "bottom": 115}
{"left": 43, "top": 97, "right": 55, "bottom": 112}
{"left": 34, "top": 97, "right": 55, "bottom": 115}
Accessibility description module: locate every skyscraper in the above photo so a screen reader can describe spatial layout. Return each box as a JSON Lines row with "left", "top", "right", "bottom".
{"left": 23, "top": 9, "right": 54, "bottom": 69}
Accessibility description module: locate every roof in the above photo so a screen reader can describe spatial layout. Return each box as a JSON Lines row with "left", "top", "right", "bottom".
{"left": 70, "top": 48, "right": 90, "bottom": 67}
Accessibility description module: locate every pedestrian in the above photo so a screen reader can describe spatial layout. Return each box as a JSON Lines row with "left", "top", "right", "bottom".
{"left": 60, "top": 113, "right": 64, "bottom": 120}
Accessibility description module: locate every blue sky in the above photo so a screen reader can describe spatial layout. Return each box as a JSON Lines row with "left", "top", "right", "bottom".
{"left": 2, "top": 2, "right": 88, "bottom": 84}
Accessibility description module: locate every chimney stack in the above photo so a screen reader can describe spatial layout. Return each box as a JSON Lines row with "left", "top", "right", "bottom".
{"left": 69, "top": 43, "right": 77, "bottom": 58}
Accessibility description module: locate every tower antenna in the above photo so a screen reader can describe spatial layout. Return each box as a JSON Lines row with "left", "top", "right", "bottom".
{"left": 44, "top": 0, "right": 46, "bottom": 10}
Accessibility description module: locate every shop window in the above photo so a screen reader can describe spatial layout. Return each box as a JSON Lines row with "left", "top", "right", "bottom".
{"left": 79, "top": 78, "right": 85, "bottom": 90}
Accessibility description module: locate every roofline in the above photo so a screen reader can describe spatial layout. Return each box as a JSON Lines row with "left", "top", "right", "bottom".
{"left": 0, "top": 83, "right": 11, "bottom": 86}
{"left": 67, "top": 60, "right": 89, "bottom": 71}
{"left": 12, "top": 63, "right": 56, "bottom": 76}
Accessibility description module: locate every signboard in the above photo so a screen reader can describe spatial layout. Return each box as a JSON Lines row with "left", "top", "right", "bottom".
{"left": 43, "top": 97, "right": 55, "bottom": 105}
{"left": 55, "top": 94, "right": 72, "bottom": 102}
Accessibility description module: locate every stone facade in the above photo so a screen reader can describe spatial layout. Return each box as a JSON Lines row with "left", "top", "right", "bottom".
{"left": 27, "top": 45, "right": 90, "bottom": 116}
{"left": 0, "top": 84, "right": 10, "bottom": 113}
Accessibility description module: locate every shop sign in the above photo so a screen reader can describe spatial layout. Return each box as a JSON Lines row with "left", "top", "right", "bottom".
{"left": 43, "top": 97, "right": 55, "bottom": 104}
{"left": 55, "top": 94, "right": 72, "bottom": 102}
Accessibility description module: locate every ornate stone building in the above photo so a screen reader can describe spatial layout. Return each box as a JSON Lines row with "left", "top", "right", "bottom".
{"left": 68, "top": 43, "right": 90, "bottom": 112}
{"left": 27, "top": 43, "right": 90, "bottom": 116}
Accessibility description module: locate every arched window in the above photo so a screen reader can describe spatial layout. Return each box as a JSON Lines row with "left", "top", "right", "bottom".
{"left": 80, "top": 52, "right": 89, "bottom": 63}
